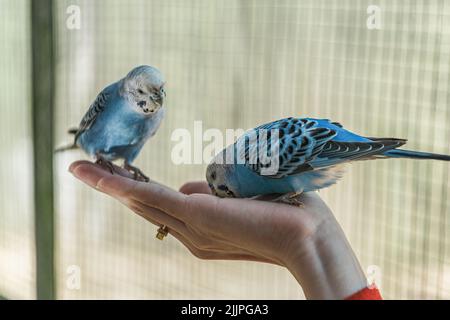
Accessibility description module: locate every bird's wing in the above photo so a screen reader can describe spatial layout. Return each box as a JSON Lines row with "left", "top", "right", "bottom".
{"left": 310, "top": 138, "right": 406, "bottom": 168}
{"left": 74, "top": 86, "right": 113, "bottom": 142}
{"left": 239, "top": 118, "right": 336, "bottom": 178}
{"left": 239, "top": 118, "right": 406, "bottom": 178}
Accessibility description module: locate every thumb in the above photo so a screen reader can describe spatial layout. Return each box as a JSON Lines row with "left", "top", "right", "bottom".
{"left": 179, "top": 181, "right": 212, "bottom": 195}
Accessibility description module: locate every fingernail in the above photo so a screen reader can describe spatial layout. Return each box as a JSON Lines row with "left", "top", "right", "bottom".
{"left": 68, "top": 163, "right": 78, "bottom": 173}
{"left": 70, "top": 167, "right": 80, "bottom": 179}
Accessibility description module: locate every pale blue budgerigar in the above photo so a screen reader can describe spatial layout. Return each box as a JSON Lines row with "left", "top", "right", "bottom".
{"left": 56, "top": 65, "right": 166, "bottom": 181}
{"left": 206, "top": 117, "right": 450, "bottom": 204}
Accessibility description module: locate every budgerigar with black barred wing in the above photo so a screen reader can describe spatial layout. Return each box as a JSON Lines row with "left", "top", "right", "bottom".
{"left": 206, "top": 117, "right": 450, "bottom": 205}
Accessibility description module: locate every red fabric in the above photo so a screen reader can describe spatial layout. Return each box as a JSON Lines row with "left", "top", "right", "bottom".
{"left": 345, "top": 286, "right": 383, "bottom": 300}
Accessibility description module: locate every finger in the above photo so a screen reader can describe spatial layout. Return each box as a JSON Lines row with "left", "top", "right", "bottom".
{"left": 125, "top": 198, "right": 188, "bottom": 235}
{"left": 120, "top": 198, "right": 210, "bottom": 250}
{"left": 179, "top": 181, "right": 212, "bottom": 195}
{"left": 71, "top": 162, "right": 188, "bottom": 219}
{"left": 122, "top": 196, "right": 282, "bottom": 265}
{"left": 70, "top": 161, "right": 115, "bottom": 189}
{"left": 129, "top": 202, "right": 245, "bottom": 256}
{"left": 69, "top": 160, "right": 133, "bottom": 180}
{"left": 99, "top": 176, "right": 188, "bottom": 218}
{"left": 132, "top": 198, "right": 278, "bottom": 264}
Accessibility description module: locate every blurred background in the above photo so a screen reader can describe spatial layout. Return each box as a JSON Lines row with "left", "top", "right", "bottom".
{"left": 0, "top": 0, "right": 449, "bottom": 299}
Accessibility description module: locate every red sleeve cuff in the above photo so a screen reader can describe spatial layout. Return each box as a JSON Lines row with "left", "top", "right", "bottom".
{"left": 345, "top": 286, "right": 383, "bottom": 300}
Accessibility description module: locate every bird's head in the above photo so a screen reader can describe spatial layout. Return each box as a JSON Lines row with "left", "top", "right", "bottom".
{"left": 122, "top": 65, "right": 166, "bottom": 115}
{"left": 206, "top": 156, "right": 239, "bottom": 198}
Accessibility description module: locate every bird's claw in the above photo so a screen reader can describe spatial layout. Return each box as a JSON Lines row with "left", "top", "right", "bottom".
{"left": 95, "top": 156, "right": 115, "bottom": 175}
{"left": 274, "top": 192, "right": 305, "bottom": 207}
{"left": 124, "top": 163, "right": 149, "bottom": 182}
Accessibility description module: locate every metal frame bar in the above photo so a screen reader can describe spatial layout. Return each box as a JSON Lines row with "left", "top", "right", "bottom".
{"left": 31, "top": 0, "right": 55, "bottom": 300}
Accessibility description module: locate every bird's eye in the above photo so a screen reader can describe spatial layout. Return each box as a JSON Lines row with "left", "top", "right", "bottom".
{"left": 138, "top": 89, "right": 144, "bottom": 94}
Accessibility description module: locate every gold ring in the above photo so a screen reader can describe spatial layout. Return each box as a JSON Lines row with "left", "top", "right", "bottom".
{"left": 156, "top": 225, "right": 169, "bottom": 240}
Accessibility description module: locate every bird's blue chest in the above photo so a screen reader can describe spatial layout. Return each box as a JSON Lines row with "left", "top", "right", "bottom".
{"left": 231, "top": 166, "right": 303, "bottom": 196}
{"left": 77, "top": 100, "right": 155, "bottom": 161}
{"left": 231, "top": 163, "right": 343, "bottom": 197}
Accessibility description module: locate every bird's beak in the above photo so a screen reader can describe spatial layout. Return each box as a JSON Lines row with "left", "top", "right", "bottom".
{"left": 208, "top": 183, "right": 217, "bottom": 196}
{"left": 151, "top": 88, "right": 165, "bottom": 106}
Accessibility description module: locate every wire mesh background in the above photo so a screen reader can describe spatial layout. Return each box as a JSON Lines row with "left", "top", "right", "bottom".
{"left": 0, "top": 0, "right": 449, "bottom": 299}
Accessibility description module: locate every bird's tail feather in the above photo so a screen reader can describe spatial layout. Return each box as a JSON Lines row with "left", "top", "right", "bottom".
{"left": 54, "top": 143, "right": 78, "bottom": 153}
{"left": 68, "top": 127, "right": 78, "bottom": 135}
{"left": 386, "top": 149, "right": 450, "bottom": 161}
{"left": 54, "top": 128, "right": 79, "bottom": 153}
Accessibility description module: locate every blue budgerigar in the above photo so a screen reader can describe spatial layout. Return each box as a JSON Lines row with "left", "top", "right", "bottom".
{"left": 206, "top": 117, "right": 450, "bottom": 204}
{"left": 57, "top": 65, "right": 166, "bottom": 181}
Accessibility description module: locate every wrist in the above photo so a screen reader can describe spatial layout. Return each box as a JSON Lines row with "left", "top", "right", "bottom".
{"left": 284, "top": 216, "right": 368, "bottom": 299}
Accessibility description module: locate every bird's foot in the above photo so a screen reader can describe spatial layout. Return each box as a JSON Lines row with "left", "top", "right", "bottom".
{"left": 273, "top": 192, "right": 305, "bottom": 207}
{"left": 124, "top": 162, "right": 149, "bottom": 182}
{"left": 95, "top": 155, "right": 115, "bottom": 175}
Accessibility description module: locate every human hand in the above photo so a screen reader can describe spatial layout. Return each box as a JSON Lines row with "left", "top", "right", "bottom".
{"left": 69, "top": 160, "right": 367, "bottom": 299}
